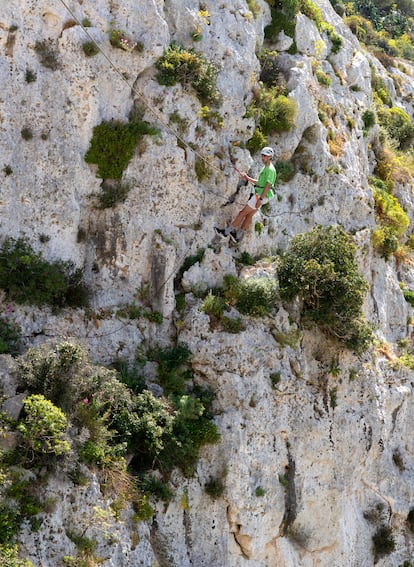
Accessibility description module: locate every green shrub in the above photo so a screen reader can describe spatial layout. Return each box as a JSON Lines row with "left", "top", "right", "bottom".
{"left": 16, "top": 341, "right": 86, "bottom": 409}
{"left": 155, "top": 43, "right": 221, "bottom": 105}
{"left": 0, "top": 315, "right": 21, "bottom": 355}
{"left": 147, "top": 343, "right": 192, "bottom": 396}
{"left": 224, "top": 274, "right": 278, "bottom": 317}
{"left": 205, "top": 477, "right": 225, "bottom": 498}
{"left": 246, "top": 129, "right": 268, "bottom": 155}
{"left": 97, "top": 180, "right": 130, "bottom": 208}
{"left": 377, "top": 106, "right": 414, "bottom": 150}
{"left": 372, "top": 525, "right": 395, "bottom": 558}
{"left": 17, "top": 394, "right": 70, "bottom": 466}
{"left": 362, "top": 109, "right": 376, "bottom": 131}
{"left": 0, "top": 238, "right": 88, "bottom": 308}
{"left": 25, "top": 69, "right": 37, "bottom": 83}
{"left": 34, "top": 40, "right": 61, "bottom": 70}
{"left": 195, "top": 156, "right": 212, "bottom": 181}
{"left": 21, "top": 128, "right": 33, "bottom": 141}
{"left": 221, "top": 316, "right": 244, "bottom": 333}
{"left": 82, "top": 42, "right": 99, "bottom": 57}
{"left": 200, "top": 292, "right": 226, "bottom": 319}
{"left": 278, "top": 225, "right": 372, "bottom": 353}
{"left": 0, "top": 504, "right": 21, "bottom": 545}
{"left": 371, "top": 184, "right": 409, "bottom": 258}
{"left": 247, "top": 87, "right": 297, "bottom": 138}
{"left": 275, "top": 160, "right": 296, "bottom": 183}
{"left": 85, "top": 118, "right": 159, "bottom": 179}
{"left": 403, "top": 289, "right": 414, "bottom": 307}
{"left": 0, "top": 545, "right": 34, "bottom": 567}
{"left": 316, "top": 68, "right": 332, "bottom": 87}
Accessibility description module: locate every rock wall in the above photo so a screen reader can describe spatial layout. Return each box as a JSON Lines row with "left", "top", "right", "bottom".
{"left": 2, "top": 0, "right": 414, "bottom": 565}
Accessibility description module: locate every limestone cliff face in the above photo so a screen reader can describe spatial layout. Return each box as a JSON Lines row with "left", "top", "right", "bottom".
{"left": 2, "top": 0, "right": 414, "bottom": 565}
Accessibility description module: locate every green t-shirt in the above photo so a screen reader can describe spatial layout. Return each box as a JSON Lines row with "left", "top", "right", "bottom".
{"left": 256, "top": 163, "right": 276, "bottom": 199}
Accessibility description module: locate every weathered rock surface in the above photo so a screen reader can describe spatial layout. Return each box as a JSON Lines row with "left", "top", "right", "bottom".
{"left": 2, "top": 0, "right": 414, "bottom": 565}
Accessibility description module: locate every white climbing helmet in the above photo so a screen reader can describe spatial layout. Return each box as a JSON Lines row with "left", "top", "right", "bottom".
{"left": 261, "top": 146, "right": 274, "bottom": 157}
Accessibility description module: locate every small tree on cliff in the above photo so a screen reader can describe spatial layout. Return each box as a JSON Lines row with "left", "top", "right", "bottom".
{"left": 277, "top": 225, "right": 373, "bottom": 353}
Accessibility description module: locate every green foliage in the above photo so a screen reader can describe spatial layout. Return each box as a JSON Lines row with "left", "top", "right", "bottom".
{"left": 85, "top": 118, "right": 159, "bottom": 179}
{"left": 270, "top": 372, "right": 281, "bottom": 388}
{"left": 372, "top": 525, "right": 395, "bottom": 558}
{"left": 316, "top": 68, "right": 332, "bottom": 87}
{"left": 82, "top": 41, "right": 99, "bottom": 57}
{"left": 371, "top": 184, "right": 409, "bottom": 258}
{"left": 25, "top": 69, "right": 37, "bottom": 83}
{"left": 147, "top": 343, "right": 192, "bottom": 396}
{"left": 0, "top": 503, "right": 20, "bottom": 545}
{"left": 97, "top": 180, "right": 131, "bottom": 208}
{"left": 278, "top": 225, "right": 373, "bottom": 353}
{"left": 200, "top": 291, "right": 226, "bottom": 319}
{"left": 205, "top": 477, "right": 225, "bottom": 498}
{"left": 16, "top": 341, "right": 87, "bottom": 411}
{"left": 0, "top": 315, "right": 21, "bottom": 355}
{"left": 17, "top": 395, "right": 70, "bottom": 465}
{"left": 377, "top": 106, "right": 414, "bottom": 150}
{"left": 20, "top": 128, "right": 33, "bottom": 141}
{"left": 224, "top": 274, "right": 279, "bottom": 317}
{"left": 403, "top": 289, "right": 414, "bottom": 307}
{"left": 34, "top": 40, "right": 61, "bottom": 70}
{"left": 200, "top": 291, "right": 245, "bottom": 333}
{"left": 177, "top": 249, "right": 206, "bottom": 284}
{"left": 255, "top": 486, "right": 266, "bottom": 497}
{"left": 155, "top": 43, "right": 221, "bottom": 105}
{"left": 275, "top": 160, "right": 296, "bottom": 183}
{"left": 407, "top": 508, "right": 414, "bottom": 531}
{"left": 362, "top": 109, "right": 376, "bottom": 131}
{"left": 195, "top": 156, "right": 212, "bottom": 182}
{"left": 246, "top": 129, "right": 268, "bottom": 155}
{"left": 0, "top": 238, "right": 88, "bottom": 308}
{"left": 249, "top": 87, "right": 298, "bottom": 135}
{"left": 0, "top": 545, "right": 34, "bottom": 567}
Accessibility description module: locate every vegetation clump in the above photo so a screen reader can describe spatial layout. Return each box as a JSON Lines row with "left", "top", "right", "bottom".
{"left": 224, "top": 273, "right": 279, "bottom": 317}
{"left": 371, "top": 179, "right": 409, "bottom": 259}
{"left": 0, "top": 238, "right": 88, "bottom": 308}
{"left": 155, "top": 43, "right": 221, "bottom": 106}
{"left": 85, "top": 115, "right": 159, "bottom": 179}
{"left": 277, "top": 225, "right": 373, "bottom": 353}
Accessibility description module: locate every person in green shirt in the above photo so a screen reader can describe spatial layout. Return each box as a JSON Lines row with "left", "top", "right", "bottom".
{"left": 215, "top": 147, "right": 276, "bottom": 243}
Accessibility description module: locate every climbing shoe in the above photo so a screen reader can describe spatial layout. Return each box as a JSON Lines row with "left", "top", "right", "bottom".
{"left": 214, "top": 227, "right": 228, "bottom": 239}
{"left": 229, "top": 230, "right": 241, "bottom": 244}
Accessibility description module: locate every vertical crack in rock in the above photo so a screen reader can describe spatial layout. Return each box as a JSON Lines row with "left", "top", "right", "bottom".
{"left": 183, "top": 510, "right": 193, "bottom": 564}
{"left": 279, "top": 443, "right": 297, "bottom": 537}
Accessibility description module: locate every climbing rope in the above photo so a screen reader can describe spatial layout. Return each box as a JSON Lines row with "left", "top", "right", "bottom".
{"left": 54, "top": 0, "right": 303, "bottom": 339}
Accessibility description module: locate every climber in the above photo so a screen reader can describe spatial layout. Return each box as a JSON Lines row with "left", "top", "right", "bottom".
{"left": 214, "top": 147, "right": 276, "bottom": 243}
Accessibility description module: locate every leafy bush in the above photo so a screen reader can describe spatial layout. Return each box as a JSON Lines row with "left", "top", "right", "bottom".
{"left": 275, "top": 160, "right": 296, "bottom": 183}
{"left": 17, "top": 394, "right": 70, "bottom": 466}
{"left": 155, "top": 43, "right": 221, "bottom": 106}
{"left": 316, "top": 68, "right": 331, "bottom": 87}
{"left": 246, "top": 129, "right": 268, "bottom": 155}
{"left": 205, "top": 477, "right": 225, "bottom": 498}
{"left": 249, "top": 87, "right": 298, "bottom": 135}
{"left": 362, "top": 109, "right": 376, "bottom": 131}
{"left": 82, "top": 42, "right": 99, "bottom": 57}
{"left": 224, "top": 274, "right": 279, "bottom": 317}
{"left": 0, "top": 544, "right": 34, "bottom": 567}
{"left": 377, "top": 106, "right": 414, "bottom": 150}
{"left": 0, "top": 315, "right": 21, "bottom": 355}
{"left": 97, "top": 180, "right": 131, "bottom": 208}
{"left": 0, "top": 238, "right": 88, "bottom": 308}
{"left": 278, "top": 225, "right": 373, "bottom": 353}
{"left": 372, "top": 525, "right": 395, "bottom": 558}
{"left": 371, "top": 183, "right": 409, "bottom": 258}
{"left": 16, "top": 341, "right": 87, "bottom": 411}
{"left": 34, "top": 40, "right": 61, "bottom": 70}
{"left": 85, "top": 118, "right": 159, "bottom": 179}
{"left": 147, "top": 343, "right": 192, "bottom": 396}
